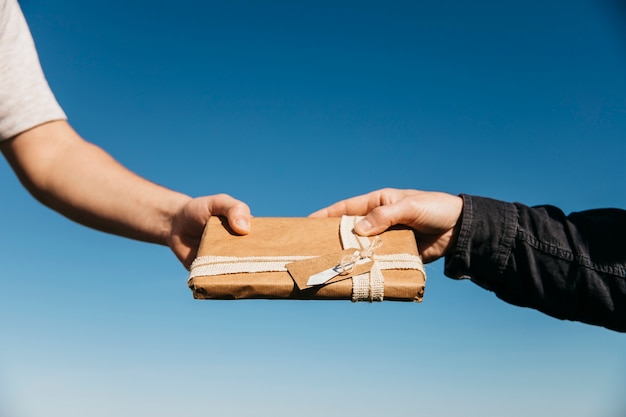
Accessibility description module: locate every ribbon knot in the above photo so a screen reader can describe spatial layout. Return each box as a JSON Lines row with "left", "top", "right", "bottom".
{"left": 337, "top": 236, "right": 383, "bottom": 275}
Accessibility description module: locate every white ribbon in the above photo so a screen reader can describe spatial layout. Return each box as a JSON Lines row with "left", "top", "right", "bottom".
{"left": 189, "top": 255, "right": 313, "bottom": 278}
{"left": 340, "top": 216, "right": 389, "bottom": 302}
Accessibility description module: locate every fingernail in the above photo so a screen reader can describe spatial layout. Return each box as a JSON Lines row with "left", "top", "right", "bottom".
{"left": 355, "top": 219, "right": 372, "bottom": 235}
{"left": 234, "top": 218, "right": 250, "bottom": 231}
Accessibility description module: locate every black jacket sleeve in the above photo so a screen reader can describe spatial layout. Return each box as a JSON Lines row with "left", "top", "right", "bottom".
{"left": 444, "top": 194, "right": 626, "bottom": 332}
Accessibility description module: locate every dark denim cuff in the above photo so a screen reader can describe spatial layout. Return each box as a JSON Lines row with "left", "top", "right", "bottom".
{"left": 444, "top": 195, "right": 518, "bottom": 288}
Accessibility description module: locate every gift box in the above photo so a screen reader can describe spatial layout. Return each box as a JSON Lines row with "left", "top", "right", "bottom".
{"left": 188, "top": 216, "right": 426, "bottom": 302}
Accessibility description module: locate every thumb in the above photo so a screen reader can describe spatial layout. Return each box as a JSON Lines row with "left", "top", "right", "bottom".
{"left": 226, "top": 203, "right": 252, "bottom": 235}
{"left": 353, "top": 206, "right": 396, "bottom": 236}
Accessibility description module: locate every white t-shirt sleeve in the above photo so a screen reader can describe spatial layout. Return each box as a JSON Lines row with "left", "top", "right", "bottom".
{"left": 0, "top": 0, "right": 66, "bottom": 141}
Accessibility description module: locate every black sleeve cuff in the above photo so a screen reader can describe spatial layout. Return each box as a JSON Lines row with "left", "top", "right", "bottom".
{"left": 444, "top": 194, "right": 518, "bottom": 289}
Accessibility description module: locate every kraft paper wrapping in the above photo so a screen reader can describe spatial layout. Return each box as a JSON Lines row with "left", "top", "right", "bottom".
{"left": 188, "top": 216, "right": 426, "bottom": 302}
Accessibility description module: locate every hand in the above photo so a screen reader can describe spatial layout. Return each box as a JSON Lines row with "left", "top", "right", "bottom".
{"left": 310, "top": 188, "right": 463, "bottom": 263}
{"left": 167, "top": 194, "right": 251, "bottom": 269}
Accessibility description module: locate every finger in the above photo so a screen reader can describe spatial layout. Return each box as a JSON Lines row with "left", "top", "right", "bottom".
{"left": 308, "top": 207, "right": 331, "bottom": 218}
{"left": 354, "top": 197, "right": 420, "bottom": 236}
{"left": 353, "top": 205, "right": 395, "bottom": 235}
{"left": 309, "top": 193, "right": 380, "bottom": 218}
{"left": 226, "top": 202, "right": 252, "bottom": 234}
{"left": 203, "top": 194, "right": 252, "bottom": 234}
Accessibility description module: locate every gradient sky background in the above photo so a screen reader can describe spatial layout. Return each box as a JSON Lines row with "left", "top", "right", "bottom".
{"left": 1, "top": 1, "right": 626, "bottom": 416}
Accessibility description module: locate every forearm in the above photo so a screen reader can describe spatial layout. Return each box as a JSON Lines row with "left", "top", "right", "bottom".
{"left": 1, "top": 120, "right": 191, "bottom": 245}
{"left": 445, "top": 194, "right": 626, "bottom": 332}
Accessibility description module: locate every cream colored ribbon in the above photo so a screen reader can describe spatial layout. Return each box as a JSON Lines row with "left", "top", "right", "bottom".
{"left": 189, "top": 255, "right": 313, "bottom": 278}
{"left": 339, "top": 216, "right": 384, "bottom": 302}
{"left": 188, "top": 216, "right": 425, "bottom": 302}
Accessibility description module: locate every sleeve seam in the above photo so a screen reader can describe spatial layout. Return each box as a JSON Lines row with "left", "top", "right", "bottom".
{"left": 517, "top": 230, "right": 626, "bottom": 277}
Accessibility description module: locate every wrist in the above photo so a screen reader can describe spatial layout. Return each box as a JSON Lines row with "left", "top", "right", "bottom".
{"left": 158, "top": 193, "right": 192, "bottom": 247}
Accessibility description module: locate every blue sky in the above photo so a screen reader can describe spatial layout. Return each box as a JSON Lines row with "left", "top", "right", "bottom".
{"left": 1, "top": 1, "right": 626, "bottom": 416}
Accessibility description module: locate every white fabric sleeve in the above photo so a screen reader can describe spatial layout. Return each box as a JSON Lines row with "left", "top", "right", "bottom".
{"left": 0, "top": 0, "right": 66, "bottom": 141}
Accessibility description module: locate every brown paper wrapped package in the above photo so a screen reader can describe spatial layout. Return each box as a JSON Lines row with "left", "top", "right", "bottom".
{"left": 188, "top": 216, "right": 426, "bottom": 302}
